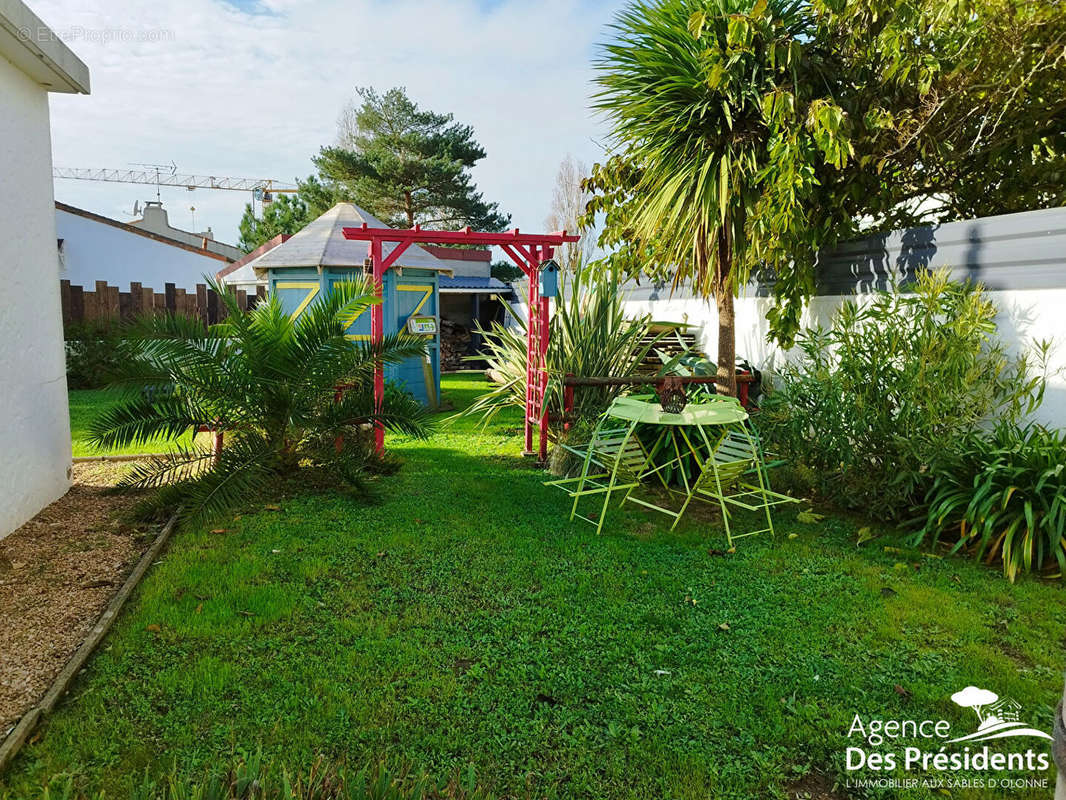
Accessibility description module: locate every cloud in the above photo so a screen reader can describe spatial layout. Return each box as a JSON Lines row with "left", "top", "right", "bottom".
{"left": 951, "top": 686, "right": 999, "bottom": 709}
{"left": 35, "top": 0, "right": 621, "bottom": 243}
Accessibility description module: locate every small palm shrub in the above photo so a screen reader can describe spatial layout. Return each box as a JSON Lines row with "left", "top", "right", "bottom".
{"left": 913, "top": 423, "right": 1066, "bottom": 582}
{"left": 90, "top": 279, "right": 432, "bottom": 526}
{"left": 465, "top": 270, "right": 663, "bottom": 427}
{"left": 759, "top": 269, "right": 1047, "bottom": 520}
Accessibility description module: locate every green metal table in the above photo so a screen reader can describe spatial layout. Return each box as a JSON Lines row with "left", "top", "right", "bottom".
{"left": 551, "top": 396, "right": 795, "bottom": 543}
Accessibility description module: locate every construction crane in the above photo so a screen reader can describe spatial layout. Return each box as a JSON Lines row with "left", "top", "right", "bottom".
{"left": 53, "top": 162, "right": 300, "bottom": 204}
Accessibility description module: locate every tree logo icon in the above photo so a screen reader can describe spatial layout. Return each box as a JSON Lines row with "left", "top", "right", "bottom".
{"left": 947, "top": 686, "right": 1053, "bottom": 743}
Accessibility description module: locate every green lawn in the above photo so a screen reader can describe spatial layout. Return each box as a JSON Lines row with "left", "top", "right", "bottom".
{"left": 69, "top": 389, "right": 203, "bottom": 457}
{"left": 5, "top": 375, "right": 1063, "bottom": 799}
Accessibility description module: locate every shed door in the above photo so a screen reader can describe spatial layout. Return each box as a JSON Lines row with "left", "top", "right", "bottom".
{"left": 392, "top": 278, "right": 439, "bottom": 406}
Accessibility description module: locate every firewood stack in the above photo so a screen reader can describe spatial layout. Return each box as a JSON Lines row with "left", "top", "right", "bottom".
{"left": 440, "top": 318, "right": 472, "bottom": 372}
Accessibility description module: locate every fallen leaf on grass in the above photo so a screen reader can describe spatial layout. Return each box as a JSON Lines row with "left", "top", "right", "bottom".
{"left": 856, "top": 526, "right": 876, "bottom": 544}
{"left": 145, "top": 624, "right": 161, "bottom": 633}
{"left": 796, "top": 510, "right": 825, "bottom": 524}
{"left": 787, "top": 533, "right": 798, "bottom": 540}
{"left": 707, "top": 548, "right": 726, "bottom": 557}
{"left": 717, "top": 622, "right": 731, "bottom": 631}
{"left": 195, "top": 603, "right": 203, "bottom": 614}
{"left": 264, "top": 505, "right": 282, "bottom": 512}
{"left": 237, "top": 610, "right": 255, "bottom": 617}
{"left": 894, "top": 684, "right": 912, "bottom": 698}
{"left": 209, "top": 529, "right": 229, "bottom": 535}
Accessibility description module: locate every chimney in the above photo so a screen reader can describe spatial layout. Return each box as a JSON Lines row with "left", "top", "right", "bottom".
{"left": 140, "top": 201, "right": 169, "bottom": 233}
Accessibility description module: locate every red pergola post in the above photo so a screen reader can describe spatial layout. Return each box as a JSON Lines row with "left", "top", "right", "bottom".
{"left": 343, "top": 226, "right": 578, "bottom": 461}
{"left": 371, "top": 237, "right": 385, "bottom": 453}
{"left": 524, "top": 253, "right": 538, "bottom": 455}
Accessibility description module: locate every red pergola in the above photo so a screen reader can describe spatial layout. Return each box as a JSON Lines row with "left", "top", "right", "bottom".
{"left": 342, "top": 224, "right": 580, "bottom": 461}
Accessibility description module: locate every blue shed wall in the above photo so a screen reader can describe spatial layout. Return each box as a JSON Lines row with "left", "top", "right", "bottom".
{"left": 268, "top": 267, "right": 440, "bottom": 406}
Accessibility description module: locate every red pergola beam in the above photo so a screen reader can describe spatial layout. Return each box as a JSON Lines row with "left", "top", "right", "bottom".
{"left": 341, "top": 224, "right": 579, "bottom": 462}
{"left": 342, "top": 224, "right": 578, "bottom": 248}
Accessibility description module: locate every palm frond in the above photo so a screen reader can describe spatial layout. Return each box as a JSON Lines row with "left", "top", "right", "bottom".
{"left": 88, "top": 394, "right": 211, "bottom": 450}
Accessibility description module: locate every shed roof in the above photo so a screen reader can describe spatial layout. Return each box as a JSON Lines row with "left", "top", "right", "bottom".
{"left": 251, "top": 203, "right": 452, "bottom": 276}
{"left": 439, "top": 276, "right": 511, "bottom": 293}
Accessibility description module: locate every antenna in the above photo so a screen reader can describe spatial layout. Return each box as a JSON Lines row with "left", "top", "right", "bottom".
{"left": 130, "top": 161, "right": 177, "bottom": 203}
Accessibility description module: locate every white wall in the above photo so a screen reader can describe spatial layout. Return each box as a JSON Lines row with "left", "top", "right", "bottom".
{"left": 56, "top": 208, "right": 226, "bottom": 292}
{"left": 621, "top": 285, "right": 1066, "bottom": 429}
{"left": 0, "top": 54, "right": 72, "bottom": 538}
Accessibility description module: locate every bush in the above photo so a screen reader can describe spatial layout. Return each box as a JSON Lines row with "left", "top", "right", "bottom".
{"left": 65, "top": 321, "right": 124, "bottom": 389}
{"left": 464, "top": 270, "right": 663, "bottom": 428}
{"left": 90, "top": 279, "right": 432, "bottom": 527}
{"left": 912, "top": 422, "right": 1066, "bottom": 581}
{"left": 759, "top": 269, "right": 1046, "bottom": 520}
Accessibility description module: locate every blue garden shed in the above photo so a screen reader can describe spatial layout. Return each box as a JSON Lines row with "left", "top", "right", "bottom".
{"left": 248, "top": 203, "right": 451, "bottom": 407}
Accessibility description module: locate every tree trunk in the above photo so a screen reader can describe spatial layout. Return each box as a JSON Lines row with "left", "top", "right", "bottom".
{"left": 715, "top": 228, "right": 737, "bottom": 397}
{"left": 405, "top": 191, "right": 415, "bottom": 228}
{"left": 716, "top": 290, "right": 737, "bottom": 397}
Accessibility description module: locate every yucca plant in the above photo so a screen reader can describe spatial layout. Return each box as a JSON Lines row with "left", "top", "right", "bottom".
{"left": 913, "top": 423, "right": 1066, "bottom": 582}
{"left": 463, "top": 270, "right": 662, "bottom": 428}
{"left": 90, "top": 278, "right": 432, "bottom": 526}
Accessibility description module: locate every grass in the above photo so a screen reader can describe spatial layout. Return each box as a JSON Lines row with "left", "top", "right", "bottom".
{"left": 4, "top": 374, "right": 1064, "bottom": 799}
{"left": 69, "top": 389, "right": 203, "bottom": 457}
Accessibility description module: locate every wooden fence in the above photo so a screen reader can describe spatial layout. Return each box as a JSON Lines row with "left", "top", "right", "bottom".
{"left": 60, "top": 280, "right": 267, "bottom": 329}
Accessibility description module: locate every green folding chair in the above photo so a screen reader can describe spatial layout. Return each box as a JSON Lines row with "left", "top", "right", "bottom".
{"left": 545, "top": 414, "right": 660, "bottom": 535}
{"left": 679, "top": 423, "right": 800, "bottom": 546}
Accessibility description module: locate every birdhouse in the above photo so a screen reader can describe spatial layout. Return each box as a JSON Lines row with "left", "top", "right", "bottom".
{"left": 538, "top": 259, "right": 560, "bottom": 298}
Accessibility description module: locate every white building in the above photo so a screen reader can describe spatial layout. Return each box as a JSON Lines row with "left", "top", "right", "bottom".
{"left": 0, "top": 0, "right": 90, "bottom": 538}
{"left": 56, "top": 202, "right": 235, "bottom": 292}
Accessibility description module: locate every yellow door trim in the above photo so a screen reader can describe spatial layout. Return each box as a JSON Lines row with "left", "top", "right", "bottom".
{"left": 396, "top": 283, "right": 433, "bottom": 318}
{"left": 276, "top": 281, "right": 320, "bottom": 320}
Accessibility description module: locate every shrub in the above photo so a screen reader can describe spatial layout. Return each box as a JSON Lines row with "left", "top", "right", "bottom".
{"left": 759, "top": 269, "right": 1046, "bottom": 520}
{"left": 65, "top": 321, "right": 124, "bottom": 389}
{"left": 464, "top": 270, "right": 663, "bottom": 428}
{"left": 89, "top": 278, "right": 432, "bottom": 527}
{"left": 913, "top": 422, "right": 1066, "bottom": 581}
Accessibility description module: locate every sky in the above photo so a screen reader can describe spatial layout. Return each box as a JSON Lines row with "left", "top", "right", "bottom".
{"left": 36, "top": 0, "right": 623, "bottom": 246}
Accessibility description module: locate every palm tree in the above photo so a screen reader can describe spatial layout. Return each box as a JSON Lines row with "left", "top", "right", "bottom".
{"left": 593, "top": 0, "right": 812, "bottom": 396}
{"left": 90, "top": 278, "right": 432, "bottom": 526}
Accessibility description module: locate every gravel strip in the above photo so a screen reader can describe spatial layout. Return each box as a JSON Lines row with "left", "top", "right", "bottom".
{"left": 0, "top": 463, "right": 155, "bottom": 733}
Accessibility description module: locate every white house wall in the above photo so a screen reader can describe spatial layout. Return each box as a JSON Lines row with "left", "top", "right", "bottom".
{"left": 0, "top": 53, "right": 72, "bottom": 538}
{"left": 56, "top": 208, "right": 225, "bottom": 292}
